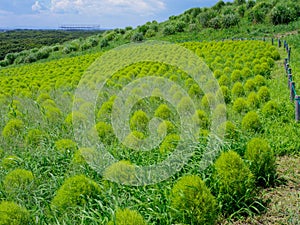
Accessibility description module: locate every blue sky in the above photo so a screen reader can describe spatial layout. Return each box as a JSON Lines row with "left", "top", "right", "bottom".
{"left": 0, "top": 0, "right": 231, "bottom": 29}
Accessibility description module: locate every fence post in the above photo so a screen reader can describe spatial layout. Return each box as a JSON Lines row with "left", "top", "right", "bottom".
{"left": 295, "top": 96, "right": 300, "bottom": 122}
{"left": 288, "top": 74, "right": 292, "bottom": 88}
{"left": 272, "top": 38, "right": 274, "bottom": 45}
{"left": 284, "top": 58, "right": 288, "bottom": 71}
{"left": 288, "top": 47, "right": 291, "bottom": 62}
{"left": 278, "top": 39, "right": 281, "bottom": 48}
{"left": 290, "top": 81, "right": 296, "bottom": 102}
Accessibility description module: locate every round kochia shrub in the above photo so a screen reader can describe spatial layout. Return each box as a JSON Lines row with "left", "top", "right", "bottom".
{"left": 51, "top": 175, "right": 102, "bottom": 212}
{"left": 171, "top": 175, "right": 217, "bottom": 225}
{"left": 242, "top": 111, "right": 262, "bottom": 133}
{"left": 245, "top": 138, "right": 276, "bottom": 186}
{"left": 95, "top": 121, "right": 115, "bottom": 144}
{"left": 247, "top": 92, "right": 260, "bottom": 109}
{"left": 154, "top": 104, "right": 172, "bottom": 120}
{"left": 159, "top": 134, "right": 180, "bottom": 154}
{"left": 103, "top": 160, "right": 136, "bottom": 185}
{"left": 3, "top": 169, "right": 34, "bottom": 194}
{"left": 25, "top": 129, "right": 46, "bottom": 146}
{"left": 213, "top": 150, "right": 255, "bottom": 214}
{"left": 217, "top": 85, "right": 231, "bottom": 104}
{"left": 257, "top": 86, "right": 270, "bottom": 103}
{"left": 192, "top": 110, "right": 209, "bottom": 129}
{"left": 0, "top": 155, "right": 21, "bottom": 169}
{"left": 108, "top": 208, "right": 147, "bottom": 225}
{"left": 130, "top": 110, "right": 149, "bottom": 133}
{"left": 231, "top": 82, "right": 244, "bottom": 99}
{"left": 233, "top": 98, "right": 248, "bottom": 113}
{"left": 0, "top": 201, "right": 31, "bottom": 224}
{"left": 55, "top": 139, "right": 77, "bottom": 154}
{"left": 262, "top": 100, "right": 279, "bottom": 116}
{"left": 2, "top": 119, "right": 24, "bottom": 138}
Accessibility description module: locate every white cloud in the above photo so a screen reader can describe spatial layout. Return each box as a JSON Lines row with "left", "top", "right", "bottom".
{"left": 32, "top": 1, "right": 42, "bottom": 11}
{"left": 45, "top": 0, "right": 165, "bottom": 15}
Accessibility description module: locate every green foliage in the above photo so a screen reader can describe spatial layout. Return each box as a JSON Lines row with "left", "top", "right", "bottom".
{"left": 242, "top": 111, "right": 262, "bottom": 132}
{"left": 2, "top": 119, "right": 24, "bottom": 138}
{"left": 245, "top": 138, "right": 276, "bottom": 187}
{"left": 0, "top": 156, "right": 21, "bottom": 170}
{"left": 253, "top": 75, "right": 266, "bottom": 87}
{"left": 130, "top": 110, "right": 149, "bottom": 133}
{"left": 217, "top": 85, "right": 231, "bottom": 104}
{"left": 123, "top": 131, "right": 145, "bottom": 149}
{"left": 233, "top": 97, "right": 248, "bottom": 113}
{"left": 95, "top": 122, "right": 115, "bottom": 145}
{"left": 0, "top": 201, "right": 31, "bottom": 225}
{"left": 192, "top": 110, "right": 209, "bottom": 129}
{"left": 55, "top": 139, "right": 77, "bottom": 154}
{"left": 131, "top": 33, "right": 144, "bottom": 42}
{"left": 262, "top": 100, "right": 280, "bottom": 116}
{"left": 231, "top": 82, "right": 245, "bottom": 99}
{"left": 108, "top": 208, "right": 147, "bottom": 225}
{"left": 171, "top": 175, "right": 217, "bottom": 225}
{"left": 103, "top": 161, "right": 136, "bottom": 184}
{"left": 3, "top": 169, "right": 34, "bottom": 194}
{"left": 157, "top": 120, "right": 177, "bottom": 135}
{"left": 244, "top": 78, "right": 256, "bottom": 93}
{"left": 25, "top": 129, "right": 46, "bottom": 146}
{"left": 270, "top": 3, "right": 297, "bottom": 25}
{"left": 163, "top": 25, "right": 176, "bottom": 35}
{"left": 154, "top": 104, "right": 172, "bottom": 120}
{"left": 159, "top": 134, "right": 180, "bottom": 154}
{"left": 218, "top": 121, "right": 238, "bottom": 140}
{"left": 247, "top": 92, "right": 260, "bottom": 109}
{"left": 257, "top": 86, "right": 271, "bottom": 103}
{"left": 51, "top": 175, "right": 102, "bottom": 212}
{"left": 213, "top": 150, "right": 255, "bottom": 214}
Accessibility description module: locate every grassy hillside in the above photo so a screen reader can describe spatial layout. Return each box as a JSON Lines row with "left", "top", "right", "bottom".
{"left": 0, "top": 0, "right": 299, "bottom": 224}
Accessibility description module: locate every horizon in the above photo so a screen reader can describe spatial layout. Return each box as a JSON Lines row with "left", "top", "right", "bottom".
{"left": 0, "top": 0, "right": 232, "bottom": 30}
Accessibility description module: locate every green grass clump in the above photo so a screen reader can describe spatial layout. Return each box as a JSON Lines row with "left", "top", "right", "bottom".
{"left": 171, "top": 175, "right": 217, "bottom": 225}
{"left": 103, "top": 160, "right": 136, "bottom": 184}
{"left": 2, "top": 119, "right": 24, "bottom": 138}
{"left": 3, "top": 169, "right": 34, "bottom": 194}
{"left": 0, "top": 201, "right": 31, "bottom": 225}
{"left": 257, "top": 86, "right": 271, "bottom": 103}
{"left": 95, "top": 121, "right": 115, "bottom": 145}
{"left": 159, "top": 134, "right": 180, "bottom": 154}
{"left": 51, "top": 174, "right": 102, "bottom": 212}
{"left": 231, "top": 82, "right": 245, "bottom": 99}
{"left": 0, "top": 155, "right": 22, "bottom": 170}
{"left": 130, "top": 110, "right": 149, "bottom": 133}
{"left": 55, "top": 139, "right": 77, "bottom": 154}
{"left": 108, "top": 208, "right": 147, "bottom": 225}
{"left": 213, "top": 150, "right": 255, "bottom": 214}
{"left": 241, "top": 111, "right": 262, "bottom": 133}
{"left": 25, "top": 128, "right": 46, "bottom": 146}
{"left": 154, "top": 104, "right": 173, "bottom": 120}
{"left": 233, "top": 98, "right": 248, "bottom": 113}
{"left": 262, "top": 100, "right": 280, "bottom": 117}
{"left": 245, "top": 138, "right": 276, "bottom": 187}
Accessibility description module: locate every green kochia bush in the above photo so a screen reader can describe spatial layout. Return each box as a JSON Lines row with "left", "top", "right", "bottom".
{"left": 245, "top": 138, "right": 276, "bottom": 186}
{"left": 103, "top": 160, "right": 136, "bottom": 185}
{"left": 213, "top": 150, "right": 255, "bottom": 214}
{"left": 159, "top": 134, "right": 180, "bottom": 154}
{"left": 3, "top": 169, "right": 34, "bottom": 194}
{"left": 171, "top": 175, "right": 217, "bottom": 225}
{"left": 0, "top": 201, "right": 31, "bottom": 225}
{"left": 242, "top": 111, "right": 262, "bottom": 133}
{"left": 130, "top": 110, "right": 149, "bottom": 133}
{"left": 2, "top": 119, "right": 24, "bottom": 138}
{"left": 257, "top": 86, "right": 271, "bottom": 103}
{"left": 262, "top": 100, "right": 280, "bottom": 116}
{"left": 154, "top": 104, "right": 172, "bottom": 120}
{"left": 108, "top": 208, "right": 147, "bottom": 225}
{"left": 233, "top": 98, "right": 248, "bottom": 113}
{"left": 51, "top": 175, "right": 102, "bottom": 212}
{"left": 231, "top": 82, "right": 244, "bottom": 99}
{"left": 55, "top": 139, "right": 77, "bottom": 154}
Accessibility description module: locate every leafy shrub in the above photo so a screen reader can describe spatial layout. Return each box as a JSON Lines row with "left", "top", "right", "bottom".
{"left": 231, "top": 82, "right": 245, "bottom": 99}
{"left": 94, "top": 122, "right": 115, "bottom": 145}
{"left": 245, "top": 138, "right": 276, "bottom": 186}
{"left": 231, "top": 70, "right": 242, "bottom": 82}
{"left": 3, "top": 169, "right": 34, "bottom": 194}
{"left": 188, "top": 84, "right": 204, "bottom": 98}
{"left": 192, "top": 110, "right": 209, "bottom": 129}
{"left": 222, "top": 13, "right": 240, "bottom": 28}
{"left": 242, "top": 111, "right": 262, "bottom": 132}
{"left": 159, "top": 134, "right": 180, "bottom": 154}
{"left": 171, "top": 175, "right": 217, "bottom": 225}
{"left": 108, "top": 208, "right": 147, "bottom": 225}
{"left": 51, "top": 175, "right": 102, "bottom": 212}
{"left": 130, "top": 110, "right": 149, "bottom": 133}
{"left": 100, "top": 38, "right": 109, "bottom": 48}
{"left": 270, "top": 3, "right": 297, "bottom": 25}
{"left": 247, "top": 92, "right": 260, "bottom": 109}
{"left": 65, "top": 111, "right": 87, "bottom": 127}
{"left": 55, "top": 139, "right": 77, "bottom": 154}
{"left": 0, "top": 155, "right": 21, "bottom": 170}
{"left": 154, "top": 104, "right": 172, "bottom": 120}
{"left": 257, "top": 86, "right": 271, "bottom": 103}
{"left": 218, "top": 121, "right": 238, "bottom": 140}
{"left": 218, "top": 75, "right": 230, "bottom": 87}
{"left": 25, "top": 128, "right": 46, "bottom": 146}
{"left": 217, "top": 86, "right": 231, "bottom": 104}
{"left": 262, "top": 100, "right": 280, "bottom": 117}
{"left": 163, "top": 25, "right": 176, "bottom": 35}
{"left": 213, "top": 150, "right": 255, "bottom": 214}
{"left": 201, "top": 93, "right": 216, "bottom": 109}
{"left": 233, "top": 98, "right": 248, "bottom": 113}
{"left": 175, "top": 21, "right": 186, "bottom": 32}
{"left": 253, "top": 75, "right": 266, "bottom": 87}
{"left": 103, "top": 161, "right": 136, "bottom": 184}
{"left": 2, "top": 119, "right": 24, "bottom": 138}
{"left": 97, "top": 101, "right": 113, "bottom": 123}
{"left": 43, "top": 106, "right": 62, "bottom": 123}
{"left": 0, "top": 201, "right": 31, "bottom": 224}
{"left": 131, "top": 33, "right": 144, "bottom": 42}
{"left": 123, "top": 131, "right": 145, "bottom": 149}
{"left": 157, "top": 120, "right": 177, "bottom": 136}
{"left": 244, "top": 78, "right": 256, "bottom": 93}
